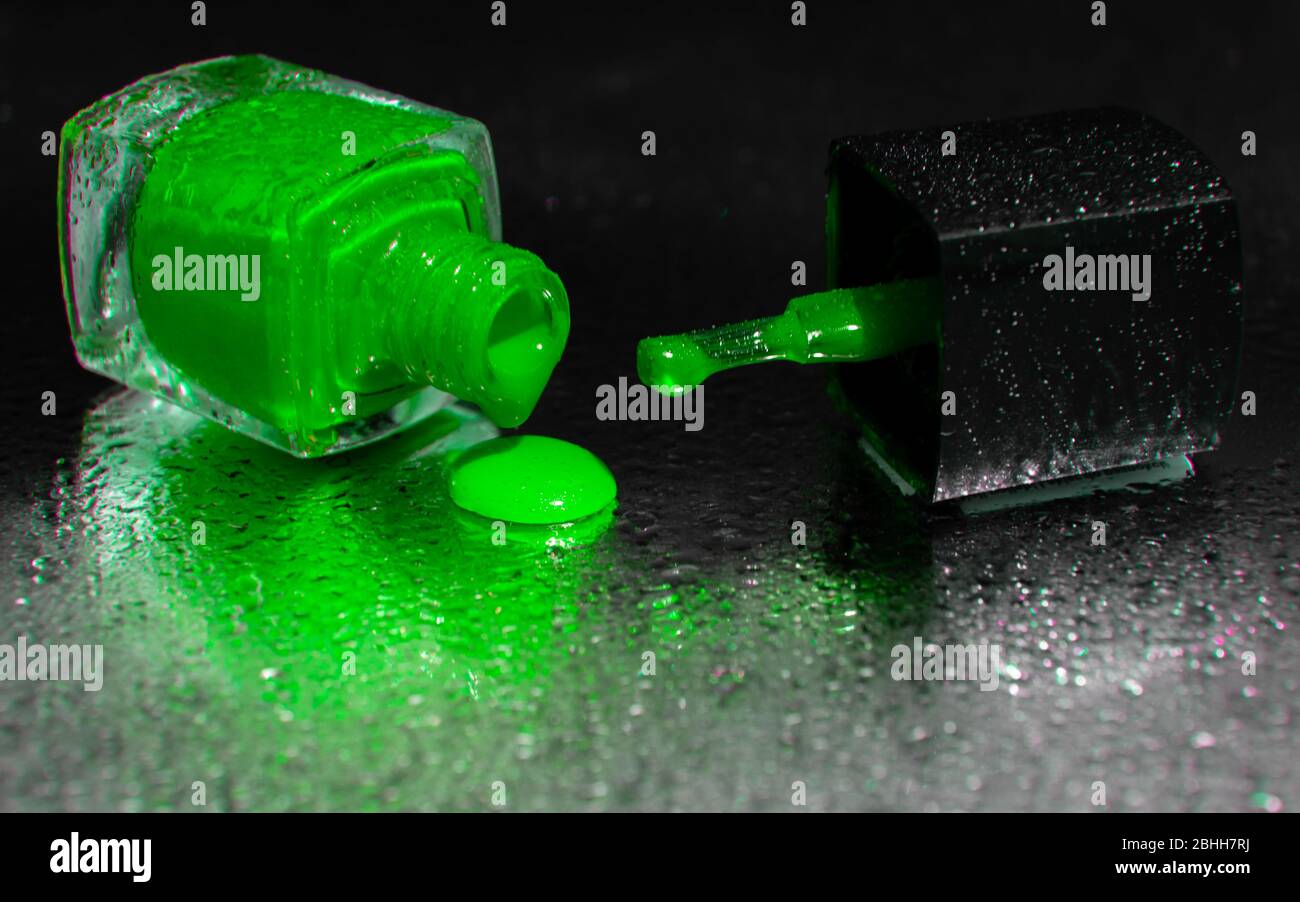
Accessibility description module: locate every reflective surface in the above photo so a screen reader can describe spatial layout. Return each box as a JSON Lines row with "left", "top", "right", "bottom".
{"left": 1, "top": 377, "right": 1294, "bottom": 811}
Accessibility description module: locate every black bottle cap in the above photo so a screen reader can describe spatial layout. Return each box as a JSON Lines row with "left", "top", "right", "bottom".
{"left": 828, "top": 107, "right": 1244, "bottom": 503}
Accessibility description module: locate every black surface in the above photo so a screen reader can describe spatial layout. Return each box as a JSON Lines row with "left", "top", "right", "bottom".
{"left": 1, "top": 1, "right": 1298, "bottom": 811}
{"left": 4, "top": 1, "right": 1297, "bottom": 473}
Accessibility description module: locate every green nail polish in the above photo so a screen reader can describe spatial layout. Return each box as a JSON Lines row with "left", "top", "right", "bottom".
{"left": 60, "top": 55, "right": 569, "bottom": 457}
{"left": 636, "top": 278, "right": 941, "bottom": 389}
{"left": 448, "top": 436, "right": 617, "bottom": 525}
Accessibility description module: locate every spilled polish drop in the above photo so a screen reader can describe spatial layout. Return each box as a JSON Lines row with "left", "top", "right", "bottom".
{"left": 448, "top": 436, "right": 617, "bottom": 524}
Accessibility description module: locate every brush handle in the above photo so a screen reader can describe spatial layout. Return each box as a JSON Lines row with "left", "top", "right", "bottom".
{"left": 636, "top": 278, "right": 941, "bottom": 389}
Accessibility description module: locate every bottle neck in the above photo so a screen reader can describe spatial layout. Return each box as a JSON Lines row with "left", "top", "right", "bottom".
{"left": 368, "top": 226, "right": 570, "bottom": 428}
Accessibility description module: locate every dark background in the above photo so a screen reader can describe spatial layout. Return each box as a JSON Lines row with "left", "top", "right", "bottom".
{"left": 2, "top": 1, "right": 1298, "bottom": 468}
{"left": 1, "top": 1, "right": 1297, "bottom": 811}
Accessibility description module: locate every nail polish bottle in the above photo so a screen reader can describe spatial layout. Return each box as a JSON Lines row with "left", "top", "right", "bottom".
{"left": 59, "top": 55, "right": 569, "bottom": 457}
{"left": 639, "top": 108, "right": 1243, "bottom": 504}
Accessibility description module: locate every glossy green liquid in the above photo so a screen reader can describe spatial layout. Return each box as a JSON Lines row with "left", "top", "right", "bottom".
{"left": 132, "top": 91, "right": 451, "bottom": 430}
{"left": 636, "top": 278, "right": 942, "bottom": 389}
{"left": 129, "top": 85, "right": 568, "bottom": 453}
{"left": 448, "top": 436, "right": 617, "bottom": 524}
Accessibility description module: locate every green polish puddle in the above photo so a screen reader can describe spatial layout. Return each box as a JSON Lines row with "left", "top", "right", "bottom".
{"left": 636, "top": 278, "right": 942, "bottom": 388}
{"left": 454, "top": 501, "right": 616, "bottom": 550}
{"left": 448, "top": 436, "right": 617, "bottom": 525}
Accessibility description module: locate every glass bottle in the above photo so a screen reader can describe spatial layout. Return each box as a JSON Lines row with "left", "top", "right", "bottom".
{"left": 59, "top": 55, "right": 569, "bottom": 457}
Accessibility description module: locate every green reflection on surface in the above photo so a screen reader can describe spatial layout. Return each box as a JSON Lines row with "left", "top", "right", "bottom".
{"left": 53, "top": 393, "right": 633, "bottom": 807}
{"left": 103, "top": 396, "right": 619, "bottom": 707}
{"left": 10, "top": 390, "right": 938, "bottom": 811}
